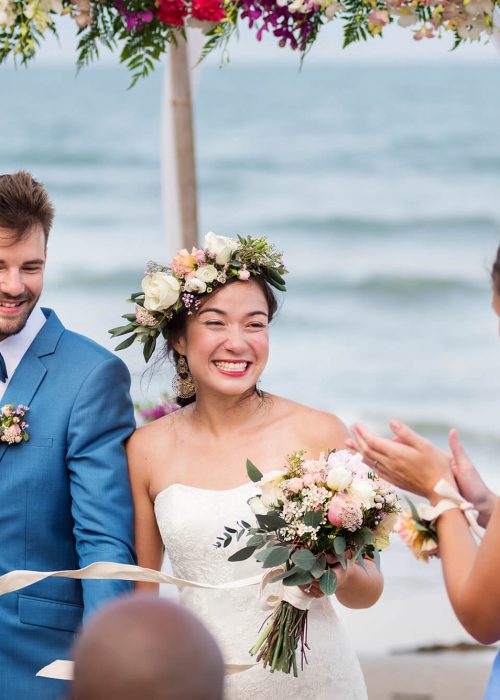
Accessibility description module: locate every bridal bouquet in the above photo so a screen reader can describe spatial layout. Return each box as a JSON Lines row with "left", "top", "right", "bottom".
{"left": 216, "top": 449, "right": 400, "bottom": 675}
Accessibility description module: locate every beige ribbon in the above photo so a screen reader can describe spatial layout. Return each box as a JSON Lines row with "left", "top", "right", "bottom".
{"left": 419, "top": 478, "right": 484, "bottom": 539}
{"left": 36, "top": 660, "right": 255, "bottom": 681}
{"left": 0, "top": 561, "right": 295, "bottom": 681}
{"left": 0, "top": 561, "right": 263, "bottom": 597}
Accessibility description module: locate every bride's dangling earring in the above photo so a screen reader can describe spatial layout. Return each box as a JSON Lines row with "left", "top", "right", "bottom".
{"left": 172, "top": 355, "right": 197, "bottom": 399}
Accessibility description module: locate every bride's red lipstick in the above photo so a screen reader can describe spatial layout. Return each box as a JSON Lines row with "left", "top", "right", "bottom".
{"left": 213, "top": 360, "right": 251, "bottom": 377}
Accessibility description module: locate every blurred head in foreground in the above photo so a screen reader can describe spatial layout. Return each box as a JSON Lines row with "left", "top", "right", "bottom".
{"left": 68, "top": 595, "right": 224, "bottom": 700}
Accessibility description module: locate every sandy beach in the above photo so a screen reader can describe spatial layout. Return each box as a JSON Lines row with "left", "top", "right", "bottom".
{"left": 337, "top": 541, "right": 497, "bottom": 699}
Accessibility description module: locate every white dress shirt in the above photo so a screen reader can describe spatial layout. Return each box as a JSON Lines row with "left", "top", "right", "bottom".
{"left": 0, "top": 305, "right": 47, "bottom": 401}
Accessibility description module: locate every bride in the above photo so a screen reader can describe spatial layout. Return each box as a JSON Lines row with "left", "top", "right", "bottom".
{"left": 123, "top": 233, "right": 382, "bottom": 699}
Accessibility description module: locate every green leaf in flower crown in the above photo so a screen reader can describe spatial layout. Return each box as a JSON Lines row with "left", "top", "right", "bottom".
{"left": 246, "top": 459, "right": 263, "bottom": 483}
{"left": 311, "top": 554, "right": 326, "bottom": 579}
{"left": 282, "top": 569, "right": 314, "bottom": 587}
{"left": 303, "top": 510, "right": 323, "bottom": 528}
{"left": 291, "top": 549, "right": 316, "bottom": 571}
{"left": 261, "top": 546, "right": 291, "bottom": 568}
{"left": 228, "top": 546, "right": 257, "bottom": 562}
{"left": 319, "top": 567, "right": 337, "bottom": 596}
{"left": 114, "top": 334, "right": 136, "bottom": 351}
{"left": 372, "top": 547, "right": 381, "bottom": 571}
{"left": 143, "top": 335, "right": 157, "bottom": 362}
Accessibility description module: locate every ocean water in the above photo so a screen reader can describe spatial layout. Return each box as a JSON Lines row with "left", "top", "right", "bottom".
{"left": 1, "top": 61, "right": 498, "bottom": 486}
{"left": 1, "top": 61, "right": 499, "bottom": 655}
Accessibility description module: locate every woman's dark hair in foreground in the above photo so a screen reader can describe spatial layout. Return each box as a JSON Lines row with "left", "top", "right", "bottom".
{"left": 166, "top": 276, "right": 278, "bottom": 407}
{"left": 492, "top": 245, "right": 500, "bottom": 296}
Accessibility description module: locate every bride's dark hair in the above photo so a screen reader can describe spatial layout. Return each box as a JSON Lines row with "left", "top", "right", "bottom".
{"left": 492, "top": 245, "right": 500, "bottom": 296}
{"left": 166, "top": 276, "right": 279, "bottom": 407}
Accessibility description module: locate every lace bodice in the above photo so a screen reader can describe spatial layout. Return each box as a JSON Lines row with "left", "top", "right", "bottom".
{"left": 155, "top": 481, "right": 367, "bottom": 699}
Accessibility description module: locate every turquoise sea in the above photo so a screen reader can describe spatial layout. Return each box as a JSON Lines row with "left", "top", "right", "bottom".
{"left": 1, "top": 60, "right": 499, "bottom": 655}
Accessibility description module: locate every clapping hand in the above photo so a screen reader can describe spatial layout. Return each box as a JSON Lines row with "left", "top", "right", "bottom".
{"left": 345, "top": 420, "right": 455, "bottom": 505}
{"left": 448, "top": 428, "right": 495, "bottom": 527}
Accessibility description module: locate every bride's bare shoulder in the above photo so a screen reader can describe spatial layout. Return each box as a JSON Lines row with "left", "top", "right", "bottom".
{"left": 126, "top": 406, "right": 189, "bottom": 463}
{"left": 270, "top": 395, "right": 349, "bottom": 446}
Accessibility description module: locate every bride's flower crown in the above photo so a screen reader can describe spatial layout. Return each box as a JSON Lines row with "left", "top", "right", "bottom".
{"left": 109, "top": 232, "right": 288, "bottom": 362}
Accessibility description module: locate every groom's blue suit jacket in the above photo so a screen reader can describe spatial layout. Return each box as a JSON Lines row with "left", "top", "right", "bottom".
{"left": 0, "top": 308, "right": 136, "bottom": 699}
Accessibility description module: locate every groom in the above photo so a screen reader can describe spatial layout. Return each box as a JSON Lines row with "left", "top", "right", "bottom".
{"left": 0, "top": 171, "right": 136, "bottom": 700}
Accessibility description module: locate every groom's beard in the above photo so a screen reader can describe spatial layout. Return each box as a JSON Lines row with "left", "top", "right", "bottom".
{"left": 0, "top": 291, "right": 40, "bottom": 341}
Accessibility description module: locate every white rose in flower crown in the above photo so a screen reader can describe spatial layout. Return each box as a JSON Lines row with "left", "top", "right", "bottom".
{"left": 194, "top": 264, "right": 218, "bottom": 283}
{"left": 349, "top": 477, "right": 376, "bottom": 509}
{"left": 204, "top": 232, "right": 240, "bottom": 265}
{"left": 327, "top": 466, "right": 352, "bottom": 492}
{"left": 142, "top": 272, "right": 180, "bottom": 312}
{"left": 256, "top": 470, "right": 286, "bottom": 507}
{"left": 184, "top": 276, "right": 207, "bottom": 294}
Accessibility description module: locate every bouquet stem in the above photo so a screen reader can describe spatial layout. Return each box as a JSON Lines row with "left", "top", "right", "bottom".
{"left": 249, "top": 602, "right": 309, "bottom": 676}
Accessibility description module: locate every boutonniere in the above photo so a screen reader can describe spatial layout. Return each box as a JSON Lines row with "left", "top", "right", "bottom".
{"left": 0, "top": 404, "right": 29, "bottom": 445}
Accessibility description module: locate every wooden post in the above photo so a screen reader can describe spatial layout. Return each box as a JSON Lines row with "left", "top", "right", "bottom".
{"left": 169, "top": 36, "right": 199, "bottom": 250}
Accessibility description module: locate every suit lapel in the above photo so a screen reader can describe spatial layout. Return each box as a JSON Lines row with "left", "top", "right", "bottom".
{"left": 0, "top": 308, "right": 63, "bottom": 464}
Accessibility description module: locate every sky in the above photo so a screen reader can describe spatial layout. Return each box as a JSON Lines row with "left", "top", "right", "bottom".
{"left": 28, "top": 14, "right": 500, "bottom": 66}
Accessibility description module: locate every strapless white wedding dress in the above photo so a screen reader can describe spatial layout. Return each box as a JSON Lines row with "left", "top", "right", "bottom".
{"left": 155, "top": 481, "right": 367, "bottom": 699}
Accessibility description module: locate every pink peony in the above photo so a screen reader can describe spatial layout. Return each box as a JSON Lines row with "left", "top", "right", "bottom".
{"left": 327, "top": 494, "right": 363, "bottom": 532}
{"left": 238, "top": 269, "right": 251, "bottom": 281}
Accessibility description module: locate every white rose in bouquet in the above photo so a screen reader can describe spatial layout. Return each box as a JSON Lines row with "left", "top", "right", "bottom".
{"left": 256, "top": 470, "right": 286, "bottom": 507}
{"left": 349, "top": 477, "right": 376, "bottom": 509}
{"left": 327, "top": 466, "right": 352, "bottom": 492}
{"left": 204, "top": 232, "right": 240, "bottom": 265}
{"left": 247, "top": 495, "right": 269, "bottom": 515}
{"left": 142, "top": 272, "right": 180, "bottom": 312}
{"left": 194, "top": 264, "right": 218, "bottom": 283}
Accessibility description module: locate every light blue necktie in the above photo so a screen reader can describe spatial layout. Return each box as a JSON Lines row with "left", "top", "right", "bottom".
{"left": 0, "top": 352, "right": 8, "bottom": 383}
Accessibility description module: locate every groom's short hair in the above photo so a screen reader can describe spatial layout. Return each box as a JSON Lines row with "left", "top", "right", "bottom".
{"left": 0, "top": 171, "right": 54, "bottom": 243}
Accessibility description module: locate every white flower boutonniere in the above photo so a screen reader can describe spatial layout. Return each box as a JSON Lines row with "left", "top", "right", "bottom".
{"left": 0, "top": 404, "right": 29, "bottom": 444}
